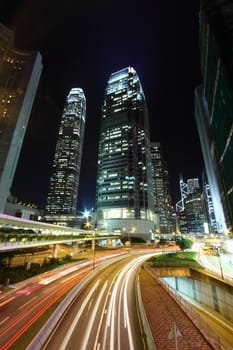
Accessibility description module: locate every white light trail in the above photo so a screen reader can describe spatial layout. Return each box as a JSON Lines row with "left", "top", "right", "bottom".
{"left": 104, "top": 254, "right": 156, "bottom": 350}
{"left": 81, "top": 280, "right": 108, "bottom": 350}
{"left": 59, "top": 279, "right": 100, "bottom": 350}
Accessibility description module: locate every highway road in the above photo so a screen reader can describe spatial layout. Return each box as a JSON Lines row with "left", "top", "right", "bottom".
{"left": 32, "top": 253, "right": 157, "bottom": 350}
{"left": 198, "top": 250, "right": 233, "bottom": 282}
{"left": 0, "top": 252, "right": 128, "bottom": 349}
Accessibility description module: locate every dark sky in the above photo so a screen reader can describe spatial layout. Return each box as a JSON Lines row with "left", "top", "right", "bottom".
{"left": 1, "top": 0, "right": 203, "bottom": 212}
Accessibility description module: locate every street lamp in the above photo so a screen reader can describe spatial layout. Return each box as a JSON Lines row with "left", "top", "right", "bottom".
{"left": 92, "top": 229, "right": 97, "bottom": 270}
{"left": 217, "top": 247, "right": 224, "bottom": 279}
{"left": 85, "top": 221, "right": 91, "bottom": 229}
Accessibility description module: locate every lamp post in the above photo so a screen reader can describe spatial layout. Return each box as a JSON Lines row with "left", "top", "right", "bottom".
{"left": 92, "top": 229, "right": 96, "bottom": 270}
{"left": 217, "top": 247, "right": 224, "bottom": 279}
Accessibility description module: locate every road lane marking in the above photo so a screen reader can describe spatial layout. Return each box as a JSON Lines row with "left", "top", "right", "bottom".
{"left": 59, "top": 279, "right": 100, "bottom": 350}
{"left": 81, "top": 280, "right": 108, "bottom": 350}
{"left": 19, "top": 296, "right": 37, "bottom": 310}
{"left": 103, "top": 254, "right": 157, "bottom": 350}
{"left": 0, "top": 296, "right": 16, "bottom": 308}
{"left": 93, "top": 282, "right": 112, "bottom": 350}
{"left": 0, "top": 316, "right": 10, "bottom": 325}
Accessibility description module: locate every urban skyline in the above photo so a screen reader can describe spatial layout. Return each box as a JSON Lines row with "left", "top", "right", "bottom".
{"left": 1, "top": 1, "right": 203, "bottom": 213}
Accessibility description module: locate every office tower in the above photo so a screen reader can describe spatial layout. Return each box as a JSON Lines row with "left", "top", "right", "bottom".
{"left": 203, "top": 180, "right": 218, "bottom": 233}
{"left": 176, "top": 176, "right": 209, "bottom": 234}
{"left": 45, "top": 88, "right": 86, "bottom": 227}
{"left": 187, "top": 178, "right": 200, "bottom": 194}
{"left": 185, "top": 189, "right": 209, "bottom": 235}
{"left": 0, "top": 22, "right": 42, "bottom": 213}
{"left": 151, "top": 142, "right": 172, "bottom": 234}
{"left": 194, "top": 1, "right": 233, "bottom": 234}
{"left": 176, "top": 176, "right": 200, "bottom": 212}
{"left": 96, "top": 67, "right": 155, "bottom": 240}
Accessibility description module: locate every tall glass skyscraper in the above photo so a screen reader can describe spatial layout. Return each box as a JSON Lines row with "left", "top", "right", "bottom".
{"left": 195, "top": 0, "right": 233, "bottom": 233}
{"left": 45, "top": 88, "right": 86, "bottom": 227}
{"left": 96, "top": 67, "right": 155, "bottom": 239}
{"left": 151, "top": 142, "right": 172, "bottom": 234}
{"left": 0, "top": 22, "right": 42, "bottom": 213}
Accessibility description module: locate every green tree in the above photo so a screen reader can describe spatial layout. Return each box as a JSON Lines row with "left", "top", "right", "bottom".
{"left": 176, "top": 237, "right": 193, "bottom": 250}
{"left": 159, "top": 238, "right": 167, "bottom": 246}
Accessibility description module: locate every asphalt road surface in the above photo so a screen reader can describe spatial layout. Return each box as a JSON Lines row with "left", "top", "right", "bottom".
{"left": 43, "top": 254, "right": 156, "bottom": 350}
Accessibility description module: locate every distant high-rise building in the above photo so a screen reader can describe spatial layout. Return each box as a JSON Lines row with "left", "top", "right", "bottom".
{"left": 203, "top": 179, "right": 218, "bottom": 233}
{"left": 0, "top": 22, "right": 42, "bottom": 213}
{"left": 185, "top": 189, "right": 209, "bottom": 235}
{"left": 176, "top": 176, "right": 209, "bottom": 234}
{"left": 176, "top": 177, "right": 209, "bottom": 234}
{"left": 195, "top": 1, "right": 233, "bottom": 234}
{"left": 96, "top": 67, "right": 155, "bottom": 239}
{"left": 45, "top": 88, "right": 86, "bottom": 227}
{"left": 151, "top": 142, "right": 172, "bottom": 234}
{"left": 176, "top": 176, "right": 200, "bottom": 213}
{"left": 187, "top": 178, "right": 200, "bottom": 194}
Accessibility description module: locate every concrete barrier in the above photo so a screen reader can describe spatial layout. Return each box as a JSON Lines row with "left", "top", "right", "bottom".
{"left": 136, "top": 269, "right": 157, "bottom": 350}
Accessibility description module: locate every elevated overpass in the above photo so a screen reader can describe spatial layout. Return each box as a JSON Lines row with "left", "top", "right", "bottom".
{"left": 0, "top": 214, "right": 120, "bottom": 254}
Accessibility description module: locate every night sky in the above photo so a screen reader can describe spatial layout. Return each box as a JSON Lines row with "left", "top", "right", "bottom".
{"left": 1, "top": 0, "right": 203, "bottom": 212}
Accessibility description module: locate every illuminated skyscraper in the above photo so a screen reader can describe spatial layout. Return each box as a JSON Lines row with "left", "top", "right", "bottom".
{"left": 151, "top": 142, "right": 172, "bottom": 234}
{"left": 96, "top": 67, "right": 155, "bottom": 239}
{"left": 45, "top": 88, "right": 86, "bottom": 227}
{"left": 0, "top": 22, "right": 42, "bottom": 213}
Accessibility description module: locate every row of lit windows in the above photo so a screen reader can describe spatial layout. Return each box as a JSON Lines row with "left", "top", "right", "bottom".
{"left": 101, "top": 208, "right": 135, "bottom": 219}
{"left": 99, "top": 184, "right": 135, "bottom": 193}
{"left": 100, "top": 208, "right": 150, "bottom": 220}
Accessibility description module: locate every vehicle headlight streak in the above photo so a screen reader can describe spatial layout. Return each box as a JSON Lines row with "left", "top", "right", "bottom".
{"left": 80, "top": 280, "right": 108, "bottom": 350}
{"left": 59, "top": 279, "right": 101, "bottom": 350}
{"left": 104, "top": 254, "right": 156, "bottom": 350}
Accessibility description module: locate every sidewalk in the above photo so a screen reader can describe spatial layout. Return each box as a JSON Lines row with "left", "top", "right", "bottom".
{"left": 139, "top": 267, "right": 215, "bottom": 350}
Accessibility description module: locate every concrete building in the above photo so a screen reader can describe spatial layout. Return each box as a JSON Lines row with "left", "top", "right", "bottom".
{"left": 195, "top": 1, "right": 233, "bottom": 234}
{"left": 151, "top": 142, "right": 172, "bottom": 234}
{"left": 0, "top": 22, "right": 42, "bottom": 213}
{"left": 184, "top": 189, "right": 209, "bottom": 235}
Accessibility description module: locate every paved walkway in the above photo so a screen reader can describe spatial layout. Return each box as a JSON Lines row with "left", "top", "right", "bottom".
{"left": 139, "top": 268, "right": 216, "bottom": 350}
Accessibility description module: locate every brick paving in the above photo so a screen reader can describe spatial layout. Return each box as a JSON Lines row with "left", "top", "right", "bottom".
{"left": 139, "top": 268, "right": 215, "bottom": 350}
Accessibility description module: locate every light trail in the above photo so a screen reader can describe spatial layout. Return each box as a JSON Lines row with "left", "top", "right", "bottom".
{"left": 80, "top": 280, "right": 108, "bottom": 350}
{"left": 19, "top": 296, "right": 37, "bottom": 309}
{"left": 0, "top": 296, "right": 16, "bottom": 308}
{"left": 93, "top": 272, "right": 120, "bottom": 350}
{"left": 0, "top": 270, "right": 90, "bottom": 349}
{"left": 103, "top": 253, "right": 156, "bottom": 350}
{"left": 0, "top": 317, "right": 9, "bottom": 326}
{"left": 59, "top": 280, "right": 101, "bottom": 350}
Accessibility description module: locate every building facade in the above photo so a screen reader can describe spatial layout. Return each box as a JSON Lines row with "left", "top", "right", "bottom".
{"left": 176, "top": 177, "right": 209, "bottom": 235}
{"left": 195, "top": 1, "right": 233, "bottom": 234}
{"left": 0, "top": 22, "right": 42, "bottom": 213}
{"left": 96, "top": 67, "right": 155, "bottom": 240}
{"left": 151, "top": 142, "right": 172, "bottom": 234}
{"left": 45, "top": 88, "right": 86, "bottom": 227}
{"left": 203, "top": 180, "right": 218, "bottom": 233}
{"left": 184, "top": 189, "right": 209, "bottom": 235}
